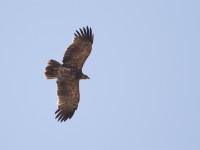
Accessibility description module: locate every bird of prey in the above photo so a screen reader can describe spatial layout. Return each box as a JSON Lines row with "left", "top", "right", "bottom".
{"left": 45, "top": 26, "right": 94, "bottom": 122}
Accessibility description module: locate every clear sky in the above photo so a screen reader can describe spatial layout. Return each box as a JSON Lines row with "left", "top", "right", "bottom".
{"left": 0, "top": 0, "right": 200, "bottom": 150}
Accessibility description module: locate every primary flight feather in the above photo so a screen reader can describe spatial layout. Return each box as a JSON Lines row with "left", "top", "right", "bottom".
{"left": 45, "top": 26, "right": 94, "bottom": 122}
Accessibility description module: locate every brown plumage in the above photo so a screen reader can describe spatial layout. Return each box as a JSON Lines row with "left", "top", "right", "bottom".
{"left": 45, "top": 26, "right": 94, "bottom": 122}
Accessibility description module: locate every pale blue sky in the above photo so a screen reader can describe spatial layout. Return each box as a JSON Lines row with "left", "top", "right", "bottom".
{"left": 0, "top": 0, "right": 200, "bottom": 150}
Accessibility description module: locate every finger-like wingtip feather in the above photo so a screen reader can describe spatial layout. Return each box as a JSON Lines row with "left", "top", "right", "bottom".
{"left": 76, "top": 30, "right": 81, "bottom": 37}
{"left": 83, "top": 27, "right": 87, "bottom": 37}
{"left": 79, "top": 28, "right": 84, "bottom": 37}
{"left": 89, "top": 27, "right": 92, "bottom": 37}
{"left": 55, "top": 107, "right": 75, "bottom": 122}
{"left": 86, "top": 26, "right": 89, "bottom": 38}
{"left": 74, "top": 33, "right": 78, "bottom": 37}
{"left": 73, "top": 26, "right": 93, "bottom": 44}
{"left": 58, "top": 115, "right": 63, "bottom": 122}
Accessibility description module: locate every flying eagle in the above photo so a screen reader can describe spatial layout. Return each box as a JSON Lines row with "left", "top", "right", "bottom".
{"left": 45, "top": 26, "right": 94, "bottom": 122}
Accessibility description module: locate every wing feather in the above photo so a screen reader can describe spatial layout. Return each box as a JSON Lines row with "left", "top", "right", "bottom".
{"left": 55, "top": 77, "right": 80, "bottom": 122}
{"left": 62, "top": 26, "right": 94, "bottom": 69}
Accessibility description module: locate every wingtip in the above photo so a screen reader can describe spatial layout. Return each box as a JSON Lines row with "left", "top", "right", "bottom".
{"left": 55, "top": 108, "right": 73, "bottom": 122}
{"left": 74, "top": 26, "right": 93, "bottom": 43}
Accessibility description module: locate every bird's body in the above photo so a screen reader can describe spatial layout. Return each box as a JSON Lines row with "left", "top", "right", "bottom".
{"left": 45, "top": 26, "right": 94, "bottom": 122}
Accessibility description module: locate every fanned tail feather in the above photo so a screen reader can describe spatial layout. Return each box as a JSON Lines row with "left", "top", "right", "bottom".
{"left": 45, "top": 59, "right": 61, "bottom": 79}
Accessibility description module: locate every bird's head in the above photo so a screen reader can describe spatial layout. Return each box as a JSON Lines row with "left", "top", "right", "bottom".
{"left": 80, "top": 73, "right": 90, "bottom": 80}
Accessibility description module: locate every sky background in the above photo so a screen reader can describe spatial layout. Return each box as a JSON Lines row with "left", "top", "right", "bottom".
{"left": 0, "top": 0, "right": 200, "bottom": 150}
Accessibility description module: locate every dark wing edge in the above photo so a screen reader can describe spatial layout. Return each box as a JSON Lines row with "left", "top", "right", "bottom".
{"left": 55, "top": 78, "right": 80, "bottom": 122}
{"left": 55, "top": 104, "right": 77, "bottom": 122}
{"left": 74, "top": 26, "right": 94, "bottom": 44}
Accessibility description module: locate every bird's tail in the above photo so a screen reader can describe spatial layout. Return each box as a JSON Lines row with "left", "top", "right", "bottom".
{"left": 45, "top": 59, "right": 61, "bottom": 79}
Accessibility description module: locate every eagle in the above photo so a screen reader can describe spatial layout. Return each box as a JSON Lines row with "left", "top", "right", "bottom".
{"left": 45, "top": 26, "right": 94, "bottom": 122}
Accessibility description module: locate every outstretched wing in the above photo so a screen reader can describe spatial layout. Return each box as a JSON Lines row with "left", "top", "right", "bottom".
{"left": 55, "top": 77, "right": 80, "bottom": 122}
{"left": 62, "top": 26, "right": 94, "bottom": 69}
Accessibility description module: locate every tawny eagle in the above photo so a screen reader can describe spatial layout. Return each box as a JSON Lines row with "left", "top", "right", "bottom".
{"left": 45, "top": 26, "right": 94, "bottom": 122}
